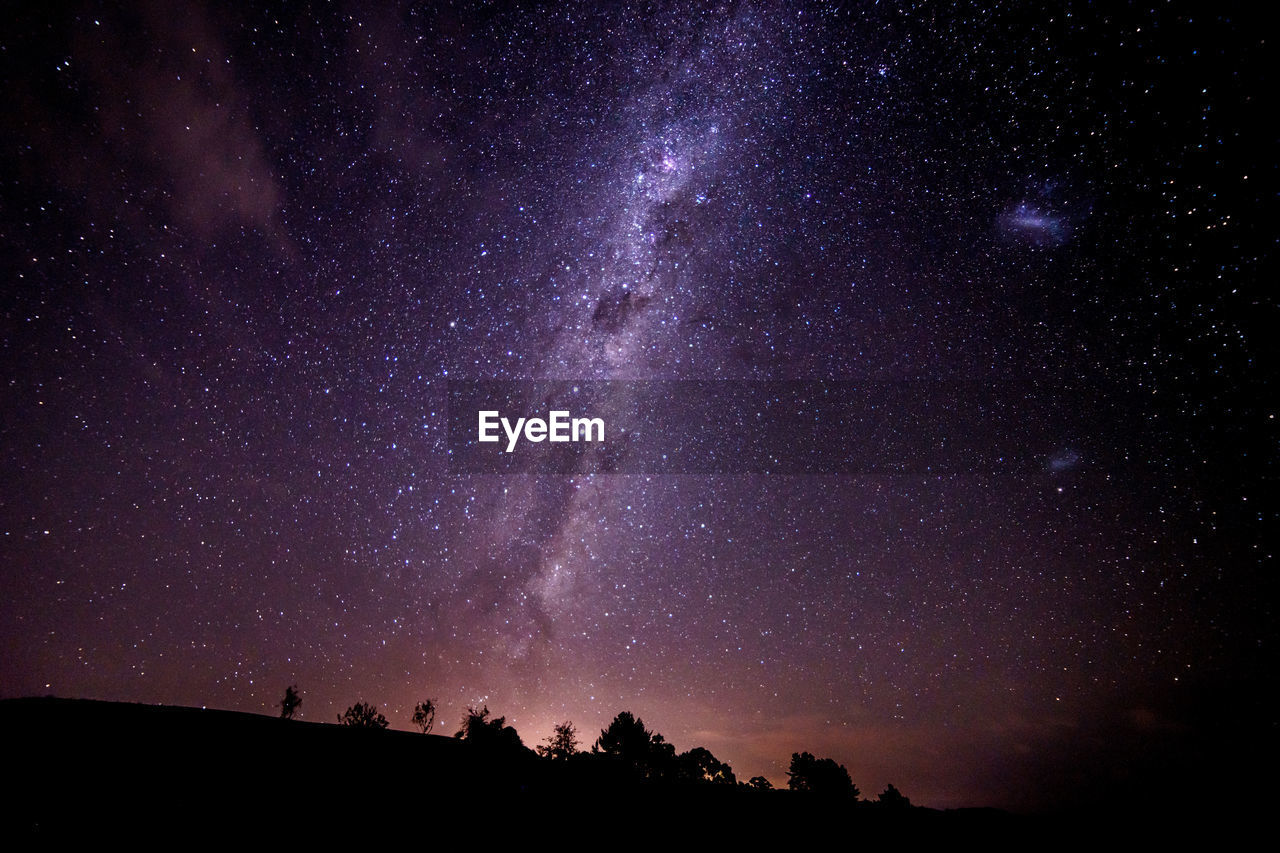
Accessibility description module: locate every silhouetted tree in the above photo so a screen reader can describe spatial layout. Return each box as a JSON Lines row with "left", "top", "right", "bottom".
{"left": 786, "top": 751, "right": 858, "bottom": 798}
{"left": 536, "top": 721, "right": 579, "bottom": 760}
{"left": 593, "top": 711, "right": 676, "bottom": 780}
{"left": 594, "top": 711, "right": 652, "bottom": 760}
{"left": 676, "top": 746, "right": 736, "bottom": 785}
{"left": 338, "top": 701, "right": 388, "bottom": 729}
{"left": 454, "top": 705, "right": 526, "bottom": 752}
{"left": 411, "top": 699, "right": 437, "bottom": 733}
{"left": 878, "top": 783, "right": 911, "bottom": 808}
{"left": 746, "top": 776, "right": 773, "bottom": 790}
{"left": 280, "top": 685, "right": 302, "bottom": 720}
{"left": 648, "top": 732, "right": 677, "bottom": 775}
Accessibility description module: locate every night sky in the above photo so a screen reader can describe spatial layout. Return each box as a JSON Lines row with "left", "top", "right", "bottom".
{"left": 1, "top": 1, "right": 1272, "bottom": 812}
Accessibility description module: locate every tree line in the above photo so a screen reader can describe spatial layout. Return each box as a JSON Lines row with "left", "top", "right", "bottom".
{"left": 278, "top": 684, "right": 911, "bottom": 805}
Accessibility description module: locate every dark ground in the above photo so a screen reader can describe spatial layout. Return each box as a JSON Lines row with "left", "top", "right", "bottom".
{"left": 0, "top": 696, "right": 1257, "bottom": 845}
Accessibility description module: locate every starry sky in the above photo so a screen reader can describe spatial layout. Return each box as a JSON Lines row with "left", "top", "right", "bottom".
{"left": 1, "top": 1, "right": 1272, "bottom": 812}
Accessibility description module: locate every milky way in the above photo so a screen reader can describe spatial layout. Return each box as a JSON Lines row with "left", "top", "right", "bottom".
{"left": 1, "top": 1, "right": 1270, "bottom": 811}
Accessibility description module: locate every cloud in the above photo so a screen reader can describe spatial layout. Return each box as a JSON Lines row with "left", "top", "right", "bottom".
{"left": 77, "top": 2, "right": 281, "bottom": 238}
{"left": 3, "top": 2, "right": 283, "bottom": 242}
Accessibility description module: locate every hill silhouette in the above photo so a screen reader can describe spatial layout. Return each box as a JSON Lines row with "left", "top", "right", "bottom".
{"left": 0, "top": 695, "right": 1166, "bottom": 844}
